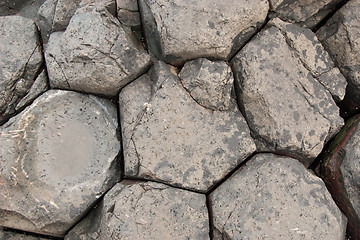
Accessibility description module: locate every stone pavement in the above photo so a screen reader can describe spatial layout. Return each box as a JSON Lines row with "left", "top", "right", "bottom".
{"left": 0, "top": 0, "right": 359, "bottom": 239}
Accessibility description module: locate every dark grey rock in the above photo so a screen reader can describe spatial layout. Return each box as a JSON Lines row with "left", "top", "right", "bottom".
{"left": 231, "top": 23, "right": 343, "bottom": 167}
{"left": 36, "top": 0, "right": 81, "bottom": 43}
{"left": 65, "top": 181, "right": 210, "bottom": 240}
{"left": 45, "top": 4, "right": 150, "bottom": 97}
{"left": 269, "top": 0, "right": 343, "bottom": 28}
{"left": 0, "top": 228, "right": 49, "bottom": 240}
{"left": 319, "top": 115, "right": 360, "bottom": 239}
{"left": 317, "top": 0, "right": 360, "bottom": 115}
{"left": 210, "top": 153, "right": 347, "bottom": 240}
{"left": 116, "top": 0, "right": 141, "bottom": 27}
{"left": 0, "top": 0, "right": 46, "bottom": 18}
{"left": 0, "top": 90, "right": 120, "bottom": 237}
{"left": 178, "top": 58, "right": 234, "bottom": 111}
{"left": 0, "top": 16, "right": 46, "bottom": 125}
{"left": 119, "top": 61, "right": 256, "bottom": 192}
{"left": 139, "top": 0, "right": 268, "bottom": 65}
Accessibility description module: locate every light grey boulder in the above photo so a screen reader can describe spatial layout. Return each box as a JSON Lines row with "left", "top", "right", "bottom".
{"left": 210, "top": 153, "right": 347, "bottom": 240}
{"left": 65, "top": 181, "right": 210, "bottom": 240}
{"left": 0, "top": 16, "right": 46, "bottom": 125}
{"left": 178, "top": 58, "right": 234, "bottom": 111}
{"left": 119, "top": 61, "right": 256, "bottom": 192}
{"left": 36, "top": 0, "right": 82, "bottom": 43}
{"left": 317, "top": 0, "right": 360, "bottom": 115}
{"left": 117, "top": 0, "right": 141, "bottom": 27}
{"left": 231, "top": 23, "right": 343, "bottom": 167}
{"left": 45, "top": 4, "right": 150, "bottom": 97}
{"left": 0, "top": 90, "right": 121, "bottom": 237}
{"left": 138, "top": 0, "right": 268, "bottom": 65}
{"left": 269, "top": 0, "right": 343, "bottom": 28}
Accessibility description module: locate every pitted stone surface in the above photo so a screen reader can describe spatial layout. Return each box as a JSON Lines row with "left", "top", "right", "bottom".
{"left": 36, "top": 0, "right": 81, "bottom": 43}
{"left": 210, "top": 153, "right": 347, "bottom": 240}
{"left": 0, "top": 228, "right": 49, "bottom": 240}
{"left": 317, "top": 0, "right": 360, "bottom": 114}
{"left": 119, "top": 61, "right": 256, "bottom": 192}
{"left": 179, "top": 58, "right": 234, "bottom": 111}
{"left": 269, "top": 0, "right": 343, "bottom": 28}
{"left": 139, "top": 0, "right": 268, "bottom": 65}
{"left": 65, "top": 181, "right": 209, "bottom": 240}
{"left": 319, "top": 115, "right": 360, "bottom": 239}
{"left": 0, "top": 16, "right": 46, "bottom": 125}
{"left": 231, "top": 24, "right": 343, "bottom": 167}
{"left": 0, "top": 90, "right": 120, "bottom": 237}
{"left": 45, "top": 4, "right": 150, "bottom": 97}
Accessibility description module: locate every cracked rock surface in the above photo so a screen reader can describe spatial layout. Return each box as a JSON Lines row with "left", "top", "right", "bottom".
{"left": 45, "top": 4, "right": 150, "bottom": 97}
{"left": 231, "top": 20, "right": 344, "bottom": 167}
{"left": 0, "top": 16, "right": 47, "bottom": 125}
{"left": 65, "top": 181, "right": 209, "bottom": 240}
{"left": 210, "top": 153, "right": 347, "bottom": 240}
{"left": 319, "top": 114, "right": 360, "bottom": 239}
{"left": 0, "top": 90, "right": 120, "bottom": 237}
{"left": 317, "top": 0, "right": 360, "bottom": 116}
{"left": 139, "top": 0, "right": 268, "bottom": 65}
{"left": 119, "top": 61, "right": 256, "bottom": 192}
{"left": 0, "top": 228, "right": 48, "bottom": 240}
{"left": 269, "top": 0, "right": 343, "bottom": 28}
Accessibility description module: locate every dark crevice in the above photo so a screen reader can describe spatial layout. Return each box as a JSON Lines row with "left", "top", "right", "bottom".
{"left": 123, "top": 176, "right": 205, "bottom": 195}
{"left": 206, "top": 151, "right": 256, "bottom": 196}
{"left": 1, "top": 227, "right": 63, "bottom": 240}
{"left": 136, "top": 0, "right": 148, "bottom": 51}
{"left": 206, "top": 195, "right": 214, "bottom": 240}
{"left": 227, "top": 14, "right": 270, "bottom": 64}
{"left": 312, "top": 0, "right": 350, "bottom": 32}
{"left": 115, "top": 97, "right": 125, "bottom": 181}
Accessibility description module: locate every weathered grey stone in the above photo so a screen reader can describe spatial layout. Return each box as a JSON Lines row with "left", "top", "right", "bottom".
{"left": 231, "top": 24, "right": 343, "bottom": 167}
{"left": 0, "top": 0, "right": 46, "bottom": 18}
{"left": 36, "top": 0, "right": 81, "bottom": 43}
{"left": 0, "top": 228, "right": 49, "bottom": 240}
{"left": 269, "top": 0, "right": 343, "bottom": 28}
{"left": 269, "top": 18, "right": 347, "bottom": 102}
{"left": 45, "top": 5, "right": 150, "bottom": 97}
{"left": 210, "top": 153, "right": 347, "bottom": 240}
{"left": 318, "top": 67, "right": 347, "bottom": 102}
{"left": 79, "top": 0, "right": 116, "bottom": 15}
{"left": 116, "top": 0, "right": 141, "bottom": 27}
{"left": 139, "top": 0, "right": 268, "bottom": 65}
{"left": 65, "top": 181, "right": 210, "bottom": 240}
{"left": 119, "top": 61, "right": 256, "bottom": 192}
{"left": 317, "top": 0, "right": 360, "bottom": 115}
{"left": 0, "top": 90, "right": 121, "bottom": 237}
{"left": 179, "top": 58, "right": 234, "bottom": 111}
{"left": 319, "top": 115, "right": 360, "bottom": 239}
{"left": 0, "top": 16, "right": 46, "bottom": 125}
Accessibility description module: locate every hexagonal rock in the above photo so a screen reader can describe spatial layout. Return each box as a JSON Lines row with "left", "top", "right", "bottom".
{"left": 119, "top": 61, "right": 256, "bottom": 192}
{"left": 319, "top": 114, "right": 360, "bottom": 239}
{"left": 231, "top": 22, "right": 344, "bottom": 167}
{"left": 138, "top": 0, "right": 268, "bottom": 66}
{"left": 268, "top": 0, "right": 343, "bottom": 28}
{"left": 0, "top": 16, "right": 47, "bottom": 125}
{"left": 317, "top": 0, "right": 360, "bottom": 116}
{"left": 45, "top": 4, "right": 150, "bottom": 97}
{"left": 0, "top": 90, "right": 121, "bottom": 237}
{"left": 210, "top": 153, "right": 347, "bottom": 240}
{"left": 65, "top": 181, "right": 210, "bottom": 240}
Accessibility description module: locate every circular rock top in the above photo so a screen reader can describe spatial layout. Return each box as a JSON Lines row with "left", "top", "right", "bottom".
{"left": 0, "top": 90, "right": 120, "bottom": 237}
{"left": 210, "top": 153, "right": 347, "bottom": 240}
{"left": 65, "top": 181, "right": 210, "bottom": 240}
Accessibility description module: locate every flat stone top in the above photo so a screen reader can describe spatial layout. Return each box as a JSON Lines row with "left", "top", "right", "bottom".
{"left": 0, "top": 90, "right": 120, "bottom": 236}
{"left": 210, "top": 153, "right": 347, "bottom": 240}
